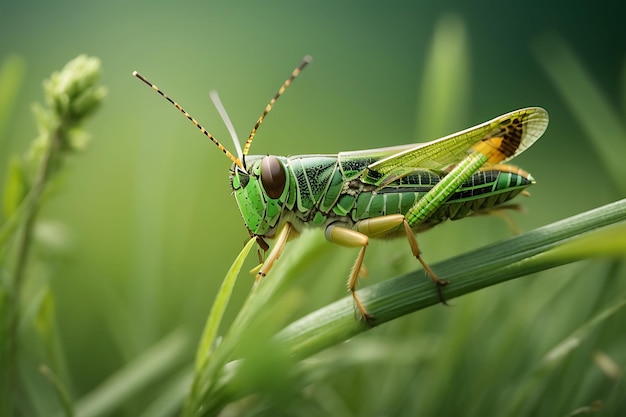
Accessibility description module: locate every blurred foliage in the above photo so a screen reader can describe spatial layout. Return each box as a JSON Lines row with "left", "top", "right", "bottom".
{"left": 0, "top": 54, "right": 105, "bottom": 416}
{"left": 0, "top": 1, "right": 625, "bottom": 417}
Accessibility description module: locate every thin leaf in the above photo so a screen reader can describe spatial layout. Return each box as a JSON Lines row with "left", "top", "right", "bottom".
{"left": 534, "top": 34, "right": 626, "bottom": 194}
{"left": 39, "top": 365, "right": 74, "bottom": 417}
{"left": 506, "top": 296, "right": 626, "bottom": 417}
{"left": 194, "top": 236, "right": 256, "bottom": 372}
{"left": 74, "top": 330, "right": 190, "bottom": 417}
{"left": 139, "top": 366, "right": 193, "bottom": 417}
{"left": 540, "top": 297, "right": 626, "bottom": 368}
{"left": 183, "top": 231, "right": 329, "bottom": 417}
{"left": 3, "top": 156, "right": 28, "bottom": 219}
{"left": 415, "top": 14, "right": 470, "bottom": 140}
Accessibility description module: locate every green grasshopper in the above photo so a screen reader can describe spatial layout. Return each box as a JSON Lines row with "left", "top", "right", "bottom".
{"left": 133, "top": 56, "right": 548, "bottom": 323}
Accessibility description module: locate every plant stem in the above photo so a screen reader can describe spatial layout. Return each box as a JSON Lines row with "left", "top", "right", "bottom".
{"left": 1, "top": 55, "right": 103, "bottom": 416}
{"left": 277, "top": 198, "right": 626, "bottom": 360}
{"left": 5, "top": 125, "right": 61, "bottom": 415}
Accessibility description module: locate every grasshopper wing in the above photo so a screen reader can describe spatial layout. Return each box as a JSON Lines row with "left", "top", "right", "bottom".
{"left": 362, "top": 107, "right": 549, "bottom": 186}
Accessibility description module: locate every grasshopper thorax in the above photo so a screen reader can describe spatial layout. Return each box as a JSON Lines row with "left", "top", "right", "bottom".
{"left": 230, "top": 155, "right": 290, "bottom": 237}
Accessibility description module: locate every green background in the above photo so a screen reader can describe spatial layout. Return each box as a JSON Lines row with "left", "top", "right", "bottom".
{"left": 1, "top": 0, "right": 625, "bottom": 415}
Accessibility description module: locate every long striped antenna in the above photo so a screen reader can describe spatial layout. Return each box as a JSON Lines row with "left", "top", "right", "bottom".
{"left": 242, "top": 55, "right": 312, "bottom": 156}
{"left": 132, "top": 71, "right": 245, "bottom": 171}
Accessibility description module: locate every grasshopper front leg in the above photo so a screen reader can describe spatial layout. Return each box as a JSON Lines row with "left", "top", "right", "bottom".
{"left": 255, "top": 222, "right": 294, "bottom": 282}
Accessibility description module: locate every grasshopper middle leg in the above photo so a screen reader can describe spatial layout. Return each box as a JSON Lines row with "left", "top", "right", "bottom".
{"left": 326, "top": 214, "right": 447, "bottom": 323}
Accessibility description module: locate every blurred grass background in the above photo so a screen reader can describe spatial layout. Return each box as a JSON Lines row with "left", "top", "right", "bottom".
{"left": 0, "top": 0, "right": 625, "bottom": 416}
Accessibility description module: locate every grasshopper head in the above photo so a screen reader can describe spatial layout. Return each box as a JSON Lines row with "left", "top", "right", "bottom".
{"left": 230, "top": 155, "right": 290, "bottom": 238}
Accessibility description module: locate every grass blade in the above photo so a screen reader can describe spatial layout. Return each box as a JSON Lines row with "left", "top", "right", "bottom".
{"left": 193, "top": 237, "right": 256, "bottom": 372}
{"left": 534, "top": 34, "right": 626, "bottom": 194}
{"left": 75, "top": 330, "right": 189, "bottom": 417}
{"left": 278, "top": 199, "right": 626, "bottom": 359}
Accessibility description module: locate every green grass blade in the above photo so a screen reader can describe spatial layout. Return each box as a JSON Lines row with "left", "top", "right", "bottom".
{"left": 74, "top": 330, "right": 190, "bottom": 417}
{"left": 183, "top": 231, "right": 329, "bottom": 417}
{"left": 193, "top": 236, "right": 256, "bottom": 373}
{"left": 277, "top": 199, "right": 626, "bottom": 360}
{"left": 184, "top": 236, "right": 267, "bottom": 417}
{"left": 540, "top": 297, "right": 626, "bottom": 368}
{"left": 415, "top": 14, "right": 470, "bottom": 140}
{"left": 138, "top": 366, "right": 193, "bottom": 417}
{"left": 39, "top": 365, "right": 74, "bottom": 417}
{"left": 506, "top": 295, "right": 626, "bottom": 417}
{"left": 534, "top": 34, "right": 626, "bottom": 194}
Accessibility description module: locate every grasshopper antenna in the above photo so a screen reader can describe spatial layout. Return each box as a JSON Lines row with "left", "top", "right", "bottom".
{"left": 242, "top": 55, "right": 312, "bottom": 156}
{"left": 209, "top": 90, "right": 244, "bottom": 168}
{"left": 132, "top": 71, "right": 245, "bottom": 171}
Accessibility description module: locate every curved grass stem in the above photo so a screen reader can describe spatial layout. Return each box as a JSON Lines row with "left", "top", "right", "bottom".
{"left": 277, "top": 198, "right": 626, "bottom": 360}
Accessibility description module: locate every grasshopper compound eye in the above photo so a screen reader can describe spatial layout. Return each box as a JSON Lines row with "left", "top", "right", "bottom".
{"left": 260, "top": 156, "right": 286, "bottom": 199}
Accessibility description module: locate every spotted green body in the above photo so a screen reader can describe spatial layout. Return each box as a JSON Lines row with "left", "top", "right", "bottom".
{"left": 232, "top": 152, "right": 533, "bottom": 239}
{"left": 231, "top": 107, "right": 548, "bottom": 242}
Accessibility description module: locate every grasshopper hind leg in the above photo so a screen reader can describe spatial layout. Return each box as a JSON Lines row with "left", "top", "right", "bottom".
{"left": 401, "top": 219, "right": 449, "bottom": 303}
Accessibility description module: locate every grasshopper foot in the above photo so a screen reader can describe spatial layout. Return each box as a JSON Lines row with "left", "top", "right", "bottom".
{"left": 352, "top": 292, "right": 377, "bottom": 327}
{"left": 360, "top": 310, "right": 377, "bottom": 327}
{"left": 435, "top": 279, "right": 450, "bottom": 305}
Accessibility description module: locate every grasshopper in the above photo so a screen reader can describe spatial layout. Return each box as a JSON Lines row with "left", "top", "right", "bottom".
{"left": 133, "top": 56, "right": 548, "bottom": 323}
